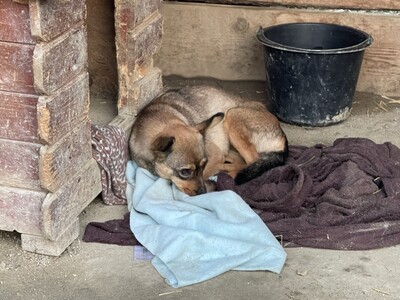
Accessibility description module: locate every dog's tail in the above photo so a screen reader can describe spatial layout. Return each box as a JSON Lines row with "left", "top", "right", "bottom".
{"left": 234, "top": 140, "right": 288, "bottom": 185}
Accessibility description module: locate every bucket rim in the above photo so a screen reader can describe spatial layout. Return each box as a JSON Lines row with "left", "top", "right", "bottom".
{"left": 256, "top": 22, "right": 373, "bottom": 54}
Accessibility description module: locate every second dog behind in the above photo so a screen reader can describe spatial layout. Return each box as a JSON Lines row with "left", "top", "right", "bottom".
{"left": 129, "top": 85, "right": 288, "bottom": 196}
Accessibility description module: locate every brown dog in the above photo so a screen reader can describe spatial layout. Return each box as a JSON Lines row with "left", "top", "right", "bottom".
{"left": 129, "top": 85, "right": 288, "bottom": 196}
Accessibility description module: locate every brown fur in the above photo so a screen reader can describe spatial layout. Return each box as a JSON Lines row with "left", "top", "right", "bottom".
{"left": 129, "top": 85, "right": 288, "bottom": 195}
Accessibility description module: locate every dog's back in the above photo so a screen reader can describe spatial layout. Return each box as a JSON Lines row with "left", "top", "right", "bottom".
{"left": 157, "top": 86, "right": 241, "bottom": 123}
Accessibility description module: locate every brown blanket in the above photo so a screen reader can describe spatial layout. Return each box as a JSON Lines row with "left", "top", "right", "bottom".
{"left": 83, "top": 213, "right": 140, "bottom": 246}
{"left": 216, "top": 138, "right": 400, "bottom": 250}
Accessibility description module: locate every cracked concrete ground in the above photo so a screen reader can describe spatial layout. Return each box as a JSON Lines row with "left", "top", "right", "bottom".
{"left": 1, "top": 77, "right": 399, "bottom": 300}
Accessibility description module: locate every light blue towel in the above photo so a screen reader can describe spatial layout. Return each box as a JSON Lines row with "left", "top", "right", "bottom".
{"left": 126, "top": 161, "right": 286, "bottom": 288}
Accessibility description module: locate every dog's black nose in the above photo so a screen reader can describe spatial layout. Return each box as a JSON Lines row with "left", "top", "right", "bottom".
{"left": 196, "top": 184, "right": 207, "bottom": 195}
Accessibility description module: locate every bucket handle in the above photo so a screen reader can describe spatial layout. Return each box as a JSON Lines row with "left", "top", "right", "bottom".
{"left": 256, "top": 26, "right": 283, "bottom": 48}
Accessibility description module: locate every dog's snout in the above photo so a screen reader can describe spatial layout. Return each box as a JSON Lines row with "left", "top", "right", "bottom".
{"left": 195, "top": 180, "right": 207, "bottom": 195}
{"left": 196, "top": 186, "right": 207, "bottom": 195}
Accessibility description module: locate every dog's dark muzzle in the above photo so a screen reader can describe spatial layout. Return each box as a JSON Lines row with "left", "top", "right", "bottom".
{"left": 196, "top": 184, "right": 207, "bottom": 195}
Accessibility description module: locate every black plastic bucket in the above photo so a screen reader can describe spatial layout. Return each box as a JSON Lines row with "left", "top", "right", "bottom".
{"left": 256, "top": 23, "right": 373, "bottom": 126}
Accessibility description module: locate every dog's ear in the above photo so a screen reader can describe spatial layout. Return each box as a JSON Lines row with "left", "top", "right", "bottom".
{"left": 195, "top": 112, "right": 225, "bottom": 134}
{"left": 151, "top": 136, "right": 175, "bottom": 157}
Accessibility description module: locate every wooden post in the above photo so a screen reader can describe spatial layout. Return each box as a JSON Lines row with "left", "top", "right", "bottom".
{"left": 0, "top": 0, "right": 100, "bottom": 255}
{"left": 115, "top": 0, "right": 163, "bottom": 115}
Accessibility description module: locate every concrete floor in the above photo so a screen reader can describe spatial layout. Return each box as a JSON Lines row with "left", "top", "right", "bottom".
{"left": 1, "top": 77, "right": 400, "bottom": 300}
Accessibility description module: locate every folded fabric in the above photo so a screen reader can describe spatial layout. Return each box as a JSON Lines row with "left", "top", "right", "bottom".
{"left": 82, "top": 213, "right": 140, "bottom": 246}
{"left": 91, "top": 124, "right": 128, "bottom": 205}
{"left": 126, "top": 161, "right": 286, "bottom": 288}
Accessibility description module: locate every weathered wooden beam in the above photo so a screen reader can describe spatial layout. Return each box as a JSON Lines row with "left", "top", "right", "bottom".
{"left": 29, "top": 0, "right": 86, "bottom": 42}
{"left": 123, "top": 67, "right": 163, "bottom": 115}
{"left": 157, "top": 2, "right": 400, "bottom": 95}
{"left": 0, "top": 1, "right": 34, "bottom": 44}
{"left": 0, "top": 91, "right": 39, "bottom": 143}
{"left": 0, "top": 139, "right": 42, "bottom": 190}
{"left": 21, "top": 218, "right": 79, "bottom": 256}
{"left": 0, "top": 41, "right": 35, "bottom": 94}
{"left": 109, "top": 115, "right": 135, "bottom": 140}
{"left": 174, "top": 0, "right": 400, "bottom": 10}
{"left": 115, "top": 0, "right": 163, "bottom": 109}
{"left": 0, "top": 185, "right": 46, "bottom": 235}
{"left": 37, "top": 72, "right": 90, "bottom": 145}
{"left": 128, "top": 13, "right": 163, "bottom": 72}
{"left": 33, "top": 26, "right": 88, "bottom": 95}
{"left": 39, "top": 121, "right": 92, "bottom": 193}
{"left": 41, "top": 159, "right": 101, "bottom": 241}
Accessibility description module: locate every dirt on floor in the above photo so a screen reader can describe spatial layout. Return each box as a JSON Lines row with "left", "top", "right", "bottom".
{"left": 1, "top": 77, "right": 400, "bottom": 300}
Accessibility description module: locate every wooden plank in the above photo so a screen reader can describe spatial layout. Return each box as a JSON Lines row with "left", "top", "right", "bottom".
{"left": 124, "top": 67, "right": 163, "bottom": 115}
{"left": 33, "top": 26, "right": 88, "bottom": 95}
{"left": 39, "top": 121, "right": 92, "bottom": 193}
{"left": 0, "top": 1, "right": 34, "bottom": 44}
{"left": 21, "top": 219, "right": 79, "bottom": 256}
{"left": 156, "top": 2, "right": 400, "bottom": 95}
{"left": 0, "top": 185, "right": 47, "bottom": 235}
{"left": 109, "top": 114, "right": 136, "bottom": 136}
{"left": 115, "top": 0, "right": 162, "bottom": 108}
{"left": 0, "top": 139, "right": 42, "bottom": 190}
{"left": 123, "top": 13, "right": 163, "bottom": 108}
{"left": 0, "top": 41, "right": 35, "bottom": 94}
{"left": 115, "top": 0, "right": 162, "bottom": 31}
{"left": 128, "top": 13, "right": 163, "bottom": 70}
{"left": 29, "top": 0, "right": 85, "bottom": 42}
{"left": 174, "top": 0, "right": 400, "bottom": 10}
{"left": 115, "top": 0, "right": 162, "bottom": 71}
{"left": 0, "top": 91, "right": 39, "bottom": 143}
{"left": 37, "top": 72, "right": 90, "bottom": 145}
{"left": 41, "top": 159, "right": 101, "bottom": 241}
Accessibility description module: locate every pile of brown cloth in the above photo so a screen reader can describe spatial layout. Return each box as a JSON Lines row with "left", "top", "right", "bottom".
{"left": 91, "top": 124, "right": 128, "bottom": 205}
{"left": 216, "top": 138, "right": 400, "bottom": 250}
{"left": 82, "top": 213, "right": 140, "bottom": 246}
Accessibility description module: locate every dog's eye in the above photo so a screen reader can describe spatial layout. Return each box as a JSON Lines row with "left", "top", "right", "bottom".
{"left": 178, "top": 168, "right": 193, "bottom": 179}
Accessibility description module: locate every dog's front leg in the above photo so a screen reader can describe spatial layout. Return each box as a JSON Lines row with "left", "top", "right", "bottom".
{"left": 221, "top": 149, "right": 247, "bottom": 178}
{"left": 202, "top": 142, "right": 226, "bottom": 179}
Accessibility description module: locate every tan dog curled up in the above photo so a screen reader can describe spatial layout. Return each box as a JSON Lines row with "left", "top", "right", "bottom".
{"left": 129, "top": 85, "right": 288, "bottom": 196}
